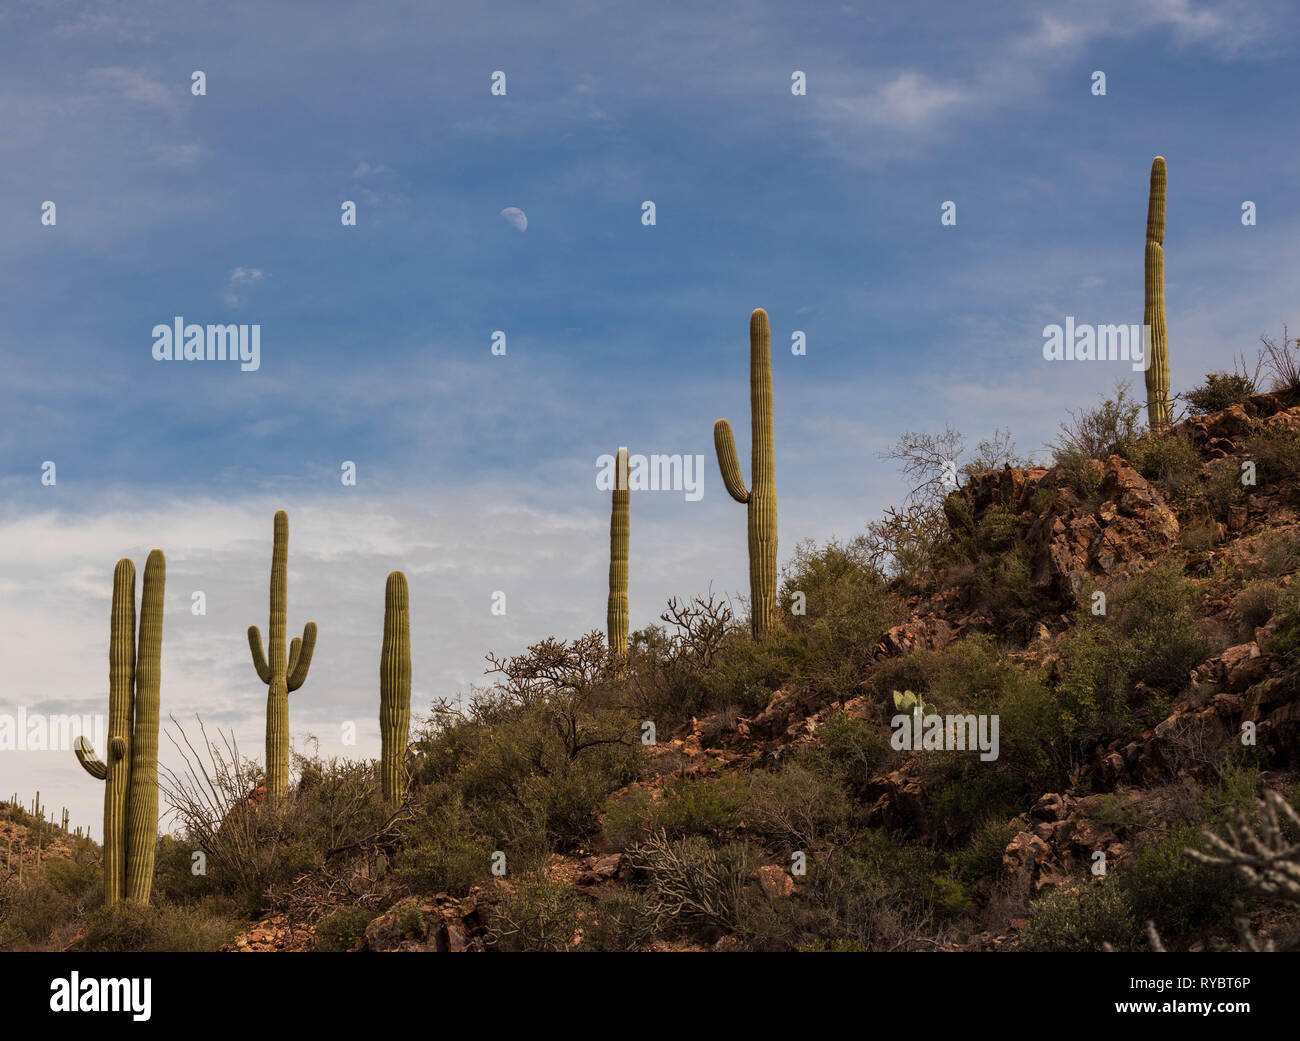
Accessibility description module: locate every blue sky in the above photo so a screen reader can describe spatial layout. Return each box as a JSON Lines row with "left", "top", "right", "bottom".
{"left": 2, "top": 0, "right": 1298, "bottom": 835}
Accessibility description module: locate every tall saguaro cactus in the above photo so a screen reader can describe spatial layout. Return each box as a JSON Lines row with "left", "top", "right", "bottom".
{"left": 74, "top": 550, "right": 166, "bottom": 906}
{"left": 1144, "top": 155, "right": 1170, "bottom": 430}
{"left": 379, "top": 571, "right": 411, "bottom": 804}
{"left": 247, "top": 510, "right": 317, "bottom": 797}
{"left": 714, "top": 308, "right": 777, "bottom": 639}
{"left": 607, "top": 447, "right": 630, "bottom": 655}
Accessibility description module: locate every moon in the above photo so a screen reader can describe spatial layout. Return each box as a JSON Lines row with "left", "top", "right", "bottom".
{"left": 500, "top": 207, "right": 527, "bottom": 232}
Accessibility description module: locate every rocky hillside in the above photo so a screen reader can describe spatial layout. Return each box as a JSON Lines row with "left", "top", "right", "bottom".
{"left": 6, "top": 392, "right": 1300, "bottom": 954}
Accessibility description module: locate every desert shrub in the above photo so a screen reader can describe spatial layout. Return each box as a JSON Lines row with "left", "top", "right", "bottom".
{"left": 778, "top": 536, "right": 901, "bottom": 686}
{"left": 162, "top": 724, "right": 398, "bottom": 914}
{"left": 602, "top": 774, "right": 747, "bottom": 851}
{"left": 1052, "top": 383, "right": 1145, "bottom": 466}
{"left": 1186, "top": 371, "right": 1256, "bottom": 414}
{"left": 411, "top": 632, "right": 640, "bottom": 861}
{"left": 314, "top": 905, "right": 375, "bottom": 951}
{"left": 627, "top": 832, "right": 755, "bottom": 938}
{"left": 1057, "top": 563, "right": 1213, "bottom": 742}
{"left": 1260, "top": 324, "right": 1300, "bottom": 392}
{"left": 744, "top": 759, "right": 855, "bottom": 854}
{"left": 394, "top": 785, "right": 490, "bottom": 896}
{"left": 486, "top": 871, "right": 581, "bottom": 952}
{"left": 1245, "top": 423, "right": 1300, "bottom": 484}
{"left": 78, "top": 900, "right": 238, "bottom": 952}
{"left": 1021, "top": 879, "right": 1141, "bottom": 952}
{"left": 1120, "top": 826, "right": 1242, "bottom": 943}
{"left": 950, "top": 817, "right": 1020, "bottom": 884}
{"left": 151, "top": 834, "right": 222, "bottom": 905}
{"left": 629, "top": 596, "right": 790, "bottom": 725}
{"left": 1264, "top": 583, "right": 1300, "bottom": 669}
{"left": 817, "top": 709, "right": 891, "bottom": 792}
{"left": 1236, "top": 579, "right": 1282, "bottom": 630}
{"left": 1128, "top": 430, "right": 1201, "bottom": 497}
{"left": 1252, "top": 528, "right": 1300, "bottom": 578}
{"left": 585, "top": 891, "right": 654, "bottom": 951}
{"left": 741, "top": 830, "right": 952, "bottom": 951}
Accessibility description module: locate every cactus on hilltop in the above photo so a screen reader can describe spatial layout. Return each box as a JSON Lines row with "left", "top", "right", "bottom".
{"left": 247, "top": 510, "right": 317, "bottom": 797}
{"left": 714, "top": 309, "right": 777, "bottom": 639}
{"left": 379, "top": 571, "right": 411, "bottom": 804}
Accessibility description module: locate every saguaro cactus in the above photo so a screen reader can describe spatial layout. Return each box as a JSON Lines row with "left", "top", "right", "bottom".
{"left": 74, "top": 550, "right": 166, "bottom": 906}
{"left": 379, "top": 571, "right": 411, "bottom": 804}
{"left": 248, "top": 510, "right": 317, "bottom": 797}
{"left": 714, "top": 308, "right": 777, "bottom": 639}
{"left": 607, "top": 447, "right": 630, "bottom": 655}
{"left": 1144, "top": 155, "right": 1170, "bottom": 430}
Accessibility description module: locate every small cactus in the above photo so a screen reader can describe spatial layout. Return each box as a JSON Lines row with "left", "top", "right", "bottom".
{"left": 607, "top": 447, "right": 630, "bottom": 656}
{"left": 379, "top": 571, "right": 411, "bottom": 804}
{"left": 1144, "top": 156, "right": 1170, "bottom": 430}
{"left": 248, "top": 510, "right": 317, "bottom": 797}
{"left": 74, "top": 550, "right": 166, "bottom": 905}
{"left": 714, "top": 309, "right": 777, "bottom": 639}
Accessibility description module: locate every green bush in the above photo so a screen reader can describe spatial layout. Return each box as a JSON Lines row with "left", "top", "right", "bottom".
{"left": 1121, "top": 826, "right": 1242, "bottom": 942}
{"left": 79, "top": 900, "right": 238, "bottom": 952}
{"left": 314, "top": 905, "right": 375, "bottom": 952}
{"left": 1186, "top": 372, "right": 1256, "bottom": 415}
{"left": 486, "top": 872, "right": 580, "bottom": 952}
{"left": 1021, "top": 879, "right": 1141, "bottom": 952}
{"left": 1245, "top": 423, "right": 1300, "bottom": 484}
{"left": 1128, "top": 430, "right": 1201, "bottom": 498}
{"left": 602, "top": 774, "right": 748, "bottom": 851}
{"left": 394, "top": 785, "right": 491, "bottom": 897}
{"left": 745, "top": 759, "right": 855, "bottom": 854}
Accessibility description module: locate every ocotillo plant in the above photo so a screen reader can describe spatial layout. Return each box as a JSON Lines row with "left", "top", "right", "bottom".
{"left": 379, "top": 571, "right": 410, "bottom": 804}
{"left": 247, "top": 510, "right": 317, "bottom": 797}
{"left": 74, "top": 549, "right": 166, "bottom": 905}
{"left": 714, "top": 308, "right": 777, "bottom": 639}
{"left": 1144, "top": 156, "right": 1170, "bottom": 430}
{"left": 607, "top": 447, "right": 630, "bottom": 655}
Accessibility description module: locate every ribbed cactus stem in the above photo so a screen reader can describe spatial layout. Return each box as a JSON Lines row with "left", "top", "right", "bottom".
{"left": 125, "top": 550, "right": 164, "bottom": 904}
{"left": 607, "top": 447, "right": 630, "bottom": 655}
{"left": 379, "top": 571, "right": 411, "bottom": 804}
{"left": 248, "top": 510, "right": 316, "bottom": 797}
{"left": 75, "top": 552, "right": 166, "bottom": 907}
{"left": 103, "top": 558, "right": 135, "bottom": 905}
{"left": 713, "top": 308, "right": 777, "bottom": 639}
{"left": 1144, "top": 156, "right": 1170, "bottom": 431}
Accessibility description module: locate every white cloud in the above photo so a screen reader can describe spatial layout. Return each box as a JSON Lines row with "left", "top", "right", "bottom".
{"left": 87, "top": 66, "right": 172, "bottom": 108}
{"left": 224, "top": 267, "right": 264, "bottom": 306}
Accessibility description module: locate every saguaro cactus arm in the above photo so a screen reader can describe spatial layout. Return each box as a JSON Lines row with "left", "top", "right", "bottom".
{"left": 74, "top": 737, "right": 108, "bottom": 780}
{"left": 248, "top": 626, "right": 271, "bottom": 684}
{"left": 287, "top": 621, "right": 317, "bottom": 692}
{"left": 713, "top": 419, "right": 750, "bottom": 503}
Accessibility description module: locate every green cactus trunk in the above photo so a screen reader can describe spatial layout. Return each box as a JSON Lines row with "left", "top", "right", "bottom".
{"left": 125, "top": 550, "right": 164, "bottom": 904}
{"left": 102, "top": 559, "right": 135, "bottom": 905}
{"left": 75, "top": 551, "right": 166, "bottom": 906}
{"left": 248, "top": 510, "right": 317, "bottom": 797}
{"left": 1144, "top": 156, "right": 1170, "bottom": 431}
{"left": 714, "top": 308, "right": 777, "bottom": 640}
{"left": 379, "top": 571, "right": 411, "bottom": 804}
{"left": 607, "top": 447, "right": 630, "bottom": 655}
